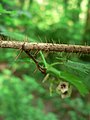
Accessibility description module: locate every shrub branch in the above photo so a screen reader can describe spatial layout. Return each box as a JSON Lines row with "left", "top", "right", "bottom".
{"left": 0, "top": 40, "right": 90, "bottom": 54}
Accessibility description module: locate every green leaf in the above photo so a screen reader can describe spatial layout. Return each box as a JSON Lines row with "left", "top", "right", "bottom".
{"left": 40, "top": 52, "right": 89, "bottom": 96}
{"left": 0, "top": 30, "right": 36, "bottom": 42}
{"left": 0, "top": 4, "right": 6, "bottom": 13}
{"left": 60, "top": 71, "right": 89, "bottom": 96}
{"left": 0, "top": 4, "right": 15, "bottom": 14}
{"left": 64, "top": 60, "right": 90, "bottom": 74}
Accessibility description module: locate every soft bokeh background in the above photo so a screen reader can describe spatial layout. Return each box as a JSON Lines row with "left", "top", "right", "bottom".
{"left": 0, "top": 0, "right": 90, "bottom": 120}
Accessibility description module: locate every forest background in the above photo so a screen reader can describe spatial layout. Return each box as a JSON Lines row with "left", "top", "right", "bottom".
{"left": 0, "top": 0, "right": 90, "bottom": 120}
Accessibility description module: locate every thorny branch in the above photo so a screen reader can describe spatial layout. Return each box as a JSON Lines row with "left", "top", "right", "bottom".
{"left": 0, "top": 38, "right": 90, "bottom": 73}
{"left": 0, "top": 40, "right": 90, "bottom": 54}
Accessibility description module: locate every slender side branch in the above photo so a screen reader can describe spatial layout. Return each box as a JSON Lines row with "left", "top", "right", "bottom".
{"left": 0, "top": 40, "right": 90, "bottom": 54}
{"left": 22, "top": 45, "right": 46, "bottom": 74}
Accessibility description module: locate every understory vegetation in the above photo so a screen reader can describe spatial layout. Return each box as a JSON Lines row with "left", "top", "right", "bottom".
{"left": 0, "top": 0, "right": 90, "bottom": 120}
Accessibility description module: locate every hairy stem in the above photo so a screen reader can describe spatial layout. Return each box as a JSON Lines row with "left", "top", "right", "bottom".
{"left": 0, "top": 40, "right": 90, "bottom": 54}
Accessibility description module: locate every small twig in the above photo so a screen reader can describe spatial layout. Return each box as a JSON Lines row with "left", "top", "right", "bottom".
{"left": 15, "top": 48, "right": 23, "bottom": 61}
{"left": 22, "top": 44, "right": 46, "bottom": 74}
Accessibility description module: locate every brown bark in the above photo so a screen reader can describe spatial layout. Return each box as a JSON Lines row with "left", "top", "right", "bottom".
{"left": 0, "top": 39, "right": 90, "bottom": 54}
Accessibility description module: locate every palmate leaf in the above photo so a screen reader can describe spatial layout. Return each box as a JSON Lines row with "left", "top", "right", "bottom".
{"left": 60, "top": 71, "right": 89, "bottom": 96}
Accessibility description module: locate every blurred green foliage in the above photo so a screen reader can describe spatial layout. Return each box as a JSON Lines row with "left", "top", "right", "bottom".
{"left": 0, "top": 0, "right": 90, "bottom": 120}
